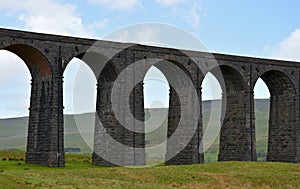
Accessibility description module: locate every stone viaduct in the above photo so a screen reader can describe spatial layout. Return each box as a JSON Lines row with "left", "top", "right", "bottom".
{"left": 0, "top": 28, "right": 300, "bottom": 167}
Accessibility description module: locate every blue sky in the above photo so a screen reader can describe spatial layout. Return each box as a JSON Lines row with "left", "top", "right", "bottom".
{"left": 0, "top": 0, "right": 300, "bottom": 117}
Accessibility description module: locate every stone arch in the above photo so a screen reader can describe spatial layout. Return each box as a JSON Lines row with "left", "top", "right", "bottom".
{"left": 0, "top": 49, "right": 31, "bottom": 151}
{"left": 151, "top": 59, "right": 202, "bottom": 165}
{"left": 206, "top": 65, "right": 251, "bottom": 161}
{"left": 254, "top": 70, "right": 297, "bottom": 162}
{"left": 85, "top": 43, "right": 204, "bottom": 166}
{"left": 3, "top": 44, "right": 52, "bottom": 78}
{"left": 62, "top": 51, "right": 119, "bottom": 115}
{"left": 63, "top": 52, "right": 118, "bottom": 81}
{"left": 200, "top": 73, "right": 222, "bottom": 163}
{"left": 208, "top": 65, "right": 246, "bottom": 94}
{"left": 258, "top": 70, "right": 295, "bottom": 96}
{"left": 62, "top": 56, "right": 96, "bottom": 157}
{"left": 142, "top": 66, "right": 169, "bottom": 164}
{"left": 154, "top": 59, "right": 196, "bottom": 86}
{"left": 62, "top": 51, "right": 121, "bottom": 165}
{"left": 0, "top": 44, "right": 56, "bottom": 166}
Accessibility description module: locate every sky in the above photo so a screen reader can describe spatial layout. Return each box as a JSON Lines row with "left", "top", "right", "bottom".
{"left": 0, "top": 0, "right": 300, "bottom": 118}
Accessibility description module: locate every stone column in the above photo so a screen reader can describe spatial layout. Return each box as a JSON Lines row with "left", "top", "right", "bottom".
{"left": 129, "top": 82, "right": 146, "bottom": 165}
{"left": 93, "top": 81, "right": 117, "bottom": 166}
{"left": 218, "top": 90, "right": 252, "bottom": 161}
{"left": 197, "top": 86, "right": 205, "bottom": 163}
{"left": 246, "top": 89, "right": 257, "bottom": 161}
{"left": 245, "top": 67, "right": 256, "bottom": 161}
{"left": 166, "top": 86, "right": 202, "bottom": 165}
{"left": 26, "top": 76, "right": 43, "bottom": 165}
{"left": 47, "top": 75, "right": 65, "bottom": 167}
{"left": 26, "top": 73, "right": 65, "bottom": 167}
{"left": 267, "top": 93, "right": 297, "bottom": 162}
{"left": 295, "top": 92, "right": 300, "bottom": 163}
{"left": 92, "top": 81, "right": 146, "bottom": 166}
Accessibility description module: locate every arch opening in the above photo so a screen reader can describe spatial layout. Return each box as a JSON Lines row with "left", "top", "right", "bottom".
{"left": 210, "top": 65, "right": 249, "bottom": 161}
{"left": 70, "top": 52, "right": 118, "bottom": 82}
{"left": 254, "top": 78, "right": 270, "bottom": 161}
{"left": 255, "top": 70, "right": 297, "bottom": 162}
{"left": 67, "top": 52, "right": 126, "bottom": 166}
{"left": 0, "top": 49, "right": 31, "bottom": 158}
{"left": 201, "top": 72, "right": 222, "bottom": 163}
{"left": 146, "top": 59, "right": 200, "bottom": 165}
{"left": 63, "top": 57, "right": 97, "bottom": 158}
{"left": 63, "top": 52, "right": 120, "bottom": 166}
{"left": 143, "top": 66, "right": 169, "bottom": 165}
{"left": 210, "top": 65, "right": 246, "bottom": 93}
{"left": 4, "top": 44, "right": 52, "bottom": 78}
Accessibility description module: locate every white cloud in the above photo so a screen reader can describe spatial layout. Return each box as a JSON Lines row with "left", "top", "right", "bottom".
{"left": 155, "top": 0, "right": 203, "bottom": 30}
{"left": 135, "top": 26, "right": 159, "bottom": 44}
{"left": 103, "top": 25, "right": 160, "bottom": 45}
{"left": 110, "top": 29, "right": 129, "bottom": 42}
{"left": 156, "top": 0, "right": 186, "bottom": 6}
{"left": 90, "top": 0, "right": 140, "bottom": 10}
{"left": 0, "top": 0, "right": 106, "bottom": 37}
{"left": 272, "top": 29, "right": 300, "bottom": 61}
{"left": 183, "top": 2, "right": 202, "bottom": 29}
{"left": 0, "top": 1, "right": 107, "bottom": 117}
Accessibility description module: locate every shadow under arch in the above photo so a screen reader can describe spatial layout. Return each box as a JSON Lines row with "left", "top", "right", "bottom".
{"left": 64, "top": 52, "right": 119, "bottom": 81}
{"left": 209, "top": 65, "right": 253, "bottom": 161}
{"left": 3, "top": 44, "right": 52, "bottom": 78}
{"left": 209, "top": 65, "right": 246, "bottom": 93}
{"left": 255, "top": 70, "right": 297, "bottom": 162}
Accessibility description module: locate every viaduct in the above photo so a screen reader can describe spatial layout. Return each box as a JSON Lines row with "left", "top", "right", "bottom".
{"left": 0, "top": 28, "right": 300, "bottom": 167}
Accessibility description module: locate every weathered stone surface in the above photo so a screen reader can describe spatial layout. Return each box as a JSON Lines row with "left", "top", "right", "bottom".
{"left": 0, "top": 28, "right": 300, "bottom": 167}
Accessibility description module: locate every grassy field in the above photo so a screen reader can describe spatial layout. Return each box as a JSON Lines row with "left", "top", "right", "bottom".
{"left": 0, "top": 151, "right": 300, "bottom": 188}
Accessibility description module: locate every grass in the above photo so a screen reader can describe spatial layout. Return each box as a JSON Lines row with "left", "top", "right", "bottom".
{"left": 0, "top": 151, "right": 299, "bottom": 188}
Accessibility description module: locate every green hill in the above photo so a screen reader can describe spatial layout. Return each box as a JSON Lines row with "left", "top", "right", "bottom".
{"left": 0, "top": 99, "right": 270, "bottom": 161}
{"left": 0, "top": 114, "right": 94, "bottom": 153}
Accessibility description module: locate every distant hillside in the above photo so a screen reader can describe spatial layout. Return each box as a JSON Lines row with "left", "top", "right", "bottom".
{"left": 0, "top": 99, "right": 270, "bottom": 160}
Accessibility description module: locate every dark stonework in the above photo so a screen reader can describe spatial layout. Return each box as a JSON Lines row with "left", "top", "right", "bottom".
{"left": 1, "top": 27, "right": 300, "bottom": 167}
{"left": 262, "top": 71, "right": 298, "bottom": 162}
{"left": 218, "top": 92, "right": 252, "bottom": 161}
{"left": 166, "top": 87, "right": 204, "bottom": 165}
